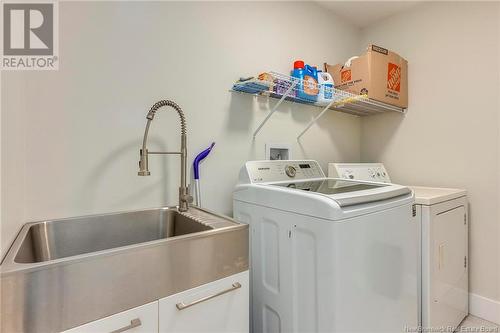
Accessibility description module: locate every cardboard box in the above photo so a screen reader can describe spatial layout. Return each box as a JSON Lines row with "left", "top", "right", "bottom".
{"left": 324, "top": 45, "right": 408, "bottom": 108}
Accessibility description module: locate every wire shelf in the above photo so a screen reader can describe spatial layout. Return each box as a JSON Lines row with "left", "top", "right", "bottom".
{"left": 231, "top": 71, "right": 406, "bottom": 138}
{"left": 232, "top": 72, "right": 367, "bottom": 107}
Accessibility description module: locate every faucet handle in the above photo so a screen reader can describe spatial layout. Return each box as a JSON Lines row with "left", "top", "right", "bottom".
{"left": 178, "top": 187, "right": 193, "bottom": 212}
{"left": 181, "top": 193, "right": 193, "bottom": 204}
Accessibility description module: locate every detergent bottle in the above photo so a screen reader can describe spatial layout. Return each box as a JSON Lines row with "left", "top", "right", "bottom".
{"left": 291, "top": 60, "right": 318, "bottom": 102}
{"left": 317, "top": 70, "right": 335, "bottom": 106}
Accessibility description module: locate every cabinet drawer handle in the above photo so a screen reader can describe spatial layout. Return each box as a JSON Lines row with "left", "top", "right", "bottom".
{"left": 110, "top": 318, "right": 142, "bottom": 333}
{"left": 176, "top": 282, "right": 242, "bottom": 310}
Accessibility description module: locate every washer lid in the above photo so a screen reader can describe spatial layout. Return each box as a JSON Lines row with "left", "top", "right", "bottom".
{"left": 270, "top": 178, "right": 411, "bottom": 207}
{"left": 410, "top": 186, "right": 466, "bottom": 205}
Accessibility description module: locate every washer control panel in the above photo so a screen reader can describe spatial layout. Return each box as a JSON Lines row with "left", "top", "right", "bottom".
{"left": 328, "top": 163, "right": 391, "bottom": 183}
{"left": 244, "top": 160, "right": 325, "bottom": 183}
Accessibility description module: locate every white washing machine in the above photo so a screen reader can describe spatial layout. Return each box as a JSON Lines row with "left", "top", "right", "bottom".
{"left": 233, "top": 160, "right": 418, "bottom": 333}
{"left": 329, "top": 163, "right": 468, "bottom": 330}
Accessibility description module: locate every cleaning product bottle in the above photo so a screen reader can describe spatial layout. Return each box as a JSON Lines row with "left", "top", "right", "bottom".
{"left": 302, "top": 65, "right": 319, "bottom": 102}
{"left": 317, "top": 70, "right": 335, "bottom": 106}
{"left": 291, "top": 61, "right": 318, "bottom": 102}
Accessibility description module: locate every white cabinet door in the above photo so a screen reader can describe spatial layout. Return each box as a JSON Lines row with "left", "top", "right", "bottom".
{"left": 159, "top": 271, "right": 249, "bottom": 333}
{"left": 430, "top": 204, "right": 468, "bottom": 328}
{"left": 62, "top": 301, "right": 158, "bottom": 333}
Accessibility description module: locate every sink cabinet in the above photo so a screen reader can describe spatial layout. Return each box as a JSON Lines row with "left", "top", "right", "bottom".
{"left": 61, "top": 271, "right": 249, "bottom": 333}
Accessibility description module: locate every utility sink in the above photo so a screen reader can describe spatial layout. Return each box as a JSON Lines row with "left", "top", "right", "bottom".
{"left": 1, "top": 206, "right": 248, "bottom": 333}
{"left": 15, "top": 208, "right": 213, "bottom": 263}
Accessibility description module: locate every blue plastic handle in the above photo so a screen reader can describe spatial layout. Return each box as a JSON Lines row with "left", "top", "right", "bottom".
{"left": 193, "top": 142, "right": 215, "bottom": 180}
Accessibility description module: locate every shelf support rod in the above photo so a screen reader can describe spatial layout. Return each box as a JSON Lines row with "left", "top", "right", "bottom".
{"left": 253, "top": 80, "right": 297, "bottom": 138}
{"left": 296, "top": 99, "right": 336, "bottom": 140}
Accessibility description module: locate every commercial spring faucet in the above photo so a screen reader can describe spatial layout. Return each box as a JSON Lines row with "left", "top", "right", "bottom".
{"left": 138, "top": 100, "right": 191, "bottom": 212}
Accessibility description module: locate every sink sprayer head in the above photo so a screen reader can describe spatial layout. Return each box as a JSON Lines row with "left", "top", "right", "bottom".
{"left": 138, "top": 149, "right": 150, "bottom": 176}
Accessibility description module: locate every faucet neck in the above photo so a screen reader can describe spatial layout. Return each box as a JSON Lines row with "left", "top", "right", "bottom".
{"left": 179, "top": 133, "right": 189, "bottom": 212}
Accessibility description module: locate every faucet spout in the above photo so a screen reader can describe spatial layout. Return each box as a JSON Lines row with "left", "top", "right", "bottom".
{"left": 138, "top": 100, "right": 191, "bottom": 212}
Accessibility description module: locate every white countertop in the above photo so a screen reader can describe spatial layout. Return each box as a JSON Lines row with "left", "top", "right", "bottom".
{"left": 409, "top": 186, "right": 467, "bottom": 205}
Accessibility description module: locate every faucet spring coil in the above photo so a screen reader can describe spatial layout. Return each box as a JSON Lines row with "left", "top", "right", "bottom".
{"left": 147, "top": 100, "right": 186, "bottom": 135}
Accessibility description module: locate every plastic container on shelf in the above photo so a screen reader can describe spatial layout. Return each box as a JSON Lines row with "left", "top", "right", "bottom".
{"left": 317, "top": 70, "right": 335, "bottom": 106}
{"left": 232, "top": 76, "right": 272, "bottom": 94}
{"left": 291, "top": 60, "right": 319, "bottom": 102}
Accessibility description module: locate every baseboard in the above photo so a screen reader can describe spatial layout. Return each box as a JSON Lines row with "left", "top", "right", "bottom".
{"left": 469, "top": 293, "right": 500, "bottom": 324}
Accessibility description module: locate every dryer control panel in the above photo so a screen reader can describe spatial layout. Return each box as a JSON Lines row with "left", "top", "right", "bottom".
{"left": 243, "top": 160, "right": 325, "bottom": 183}
{"left": 328, "top": 163, "right": 391, "bottom": 183}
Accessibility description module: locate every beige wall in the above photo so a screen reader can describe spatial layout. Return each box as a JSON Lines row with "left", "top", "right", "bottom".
{"left": 360, "top": 2, "right": 500, "bottom": 302}
{"left": 1, "top": 1, "right": 362, "bottom": 258}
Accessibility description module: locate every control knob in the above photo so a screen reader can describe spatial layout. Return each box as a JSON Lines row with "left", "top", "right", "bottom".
{"left": 285, "top": 165, "right": 297, "bottom": 178}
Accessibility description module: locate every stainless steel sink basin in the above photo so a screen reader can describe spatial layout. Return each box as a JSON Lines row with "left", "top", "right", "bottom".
{"left": 15, "top": 209, "right": 212, "bottom": 263}
{"left": 1, "top": 206, "right": 248, "bottom": 333}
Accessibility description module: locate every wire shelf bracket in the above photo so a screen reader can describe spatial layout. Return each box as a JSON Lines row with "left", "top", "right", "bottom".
{"left": 252, "top": 79, "right": 297, "bottom": 138}
{"left": 296, "top": 94, "right": 370, "bottom": 140}
{"left": 296, "top": 99, "right": 336, "bottom": 140}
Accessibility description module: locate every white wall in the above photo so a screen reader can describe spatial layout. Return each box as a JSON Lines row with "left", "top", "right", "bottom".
{"left": 360, "top": 2, "right": 500, "bottom": 304}
{"left": 1, "top": 1, "right": 362, "bottom": 258}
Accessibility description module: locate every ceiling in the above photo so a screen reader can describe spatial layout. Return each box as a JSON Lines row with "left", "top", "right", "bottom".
{"left": 315, "top": 1, "right": 421, "bottom": 28}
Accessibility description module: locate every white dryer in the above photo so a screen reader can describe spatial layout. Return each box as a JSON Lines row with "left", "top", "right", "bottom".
{"left": 329, "top": 163, "right": 468, "bottom": 330}
{"left": 233, "top": 160, "right": 418, "bottom": 333}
